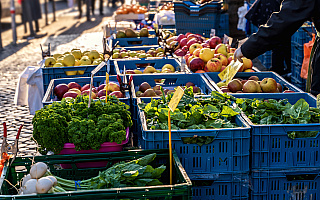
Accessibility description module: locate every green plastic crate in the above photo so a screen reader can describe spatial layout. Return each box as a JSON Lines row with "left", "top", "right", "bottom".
{"left": 0, "top": 149, "right": 192, "bottom": 199}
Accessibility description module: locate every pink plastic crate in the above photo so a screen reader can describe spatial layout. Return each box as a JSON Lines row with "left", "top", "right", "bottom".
{"left": 59, "top": 127, "right": 129, "bottom": 169}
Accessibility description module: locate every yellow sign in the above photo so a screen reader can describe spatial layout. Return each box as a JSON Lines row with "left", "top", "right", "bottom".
{"left": 168, "top": 87, "right": 184, "bottom": 112}
{"left": 218, "top": 60, "right": 243, "bottom": 84}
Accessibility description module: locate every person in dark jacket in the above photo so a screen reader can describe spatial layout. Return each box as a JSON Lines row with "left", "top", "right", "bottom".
{"left": 245, "top": 0, "right": 291, "bottom": 76}
{"left": 234, "top": 0, "right": 320, "bottom": 96}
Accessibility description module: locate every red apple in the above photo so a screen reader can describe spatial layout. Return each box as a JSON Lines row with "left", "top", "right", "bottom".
{"left": 81, "top": 90, "right": 97, "bottom": 99}
{"left": 189, "top": 57, "right": 205, "bottom": 72}
{"left": 98, "top": 89, "right": 106, "bottom": 98}
{"left": 176, "top": 34, "right": 186, "bottom": 42}
{"left": 187, "top": 38, "right": 198, "bottom": 49}
{"left": 180, "top": 38, "right": 188, "bottom": 47}
{"left": 109, "top": 91, "right": 124, "bottom": 98}
{"left": 185, "top": 53, "right": 191, "bottom": 62}
{"left": 67, "top": 82, "right": 81, "bottom": 90}
{"left": 220, "top": 65, "right": 226, "bottom": 72}
{"left": 187, "top": 34, "right": 197, "bottom": 41}
{"left": 108, "top": 82, "right": 120, "bottom": 92}
{"left": 209, "top": 36, "right": 222, "bottom": 49}
{"left": 126, "top": 70, "right": 136, "bottom": 74}
{"left": 201, "top": 43, "right": 210, "bottom": 48}
{"left": 98, "top": 84, "right": 106, "bottom": 91}
{"left": 174, "top": 49, "right": 186, "bottom": 56}
{"left": 182, "top": 46, "right": 189, "bottom": 53}
{"left": 195, "top": 70, "right": 206, "bottom": 73}
{"left": 185, "top": 32, "right": 193, "bottom": 37}
{"left": 62, "top": 91, "right": 79, "bottom": 99}
{"left": 207, "top": 58, "right": 222, "bottom": 72}
{"left": 54, "top": 84, "right": 69, "bottom": 100}
{"left": 283, "top": 90, "right": 295, "bottom": 93}
{"left": 214, "top": 53, "right": 228, "bottom": 66}
{"left": 81, "top": 84, "right": 91, "bottom": 92}
{"left": 193, "top": 48, "right": 201, "bottom": 57}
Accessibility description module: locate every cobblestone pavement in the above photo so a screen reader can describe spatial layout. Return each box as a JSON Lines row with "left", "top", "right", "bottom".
{"left": 0, "top": 3, "right": 117, "bottom": 157}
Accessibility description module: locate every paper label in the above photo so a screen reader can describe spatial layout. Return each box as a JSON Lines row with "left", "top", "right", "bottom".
{"left": 218, "top": 60, "right": 243, "bottom": 83}
{"left": 168, "top": 87, "right": 184, "bottom": 112}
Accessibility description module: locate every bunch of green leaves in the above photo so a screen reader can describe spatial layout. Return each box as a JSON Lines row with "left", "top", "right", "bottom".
{"left": 32, "top": 95, "right": 132, "bottom": 154}
{"left": 138, "top": 91, "right": 239, "bottom": 130}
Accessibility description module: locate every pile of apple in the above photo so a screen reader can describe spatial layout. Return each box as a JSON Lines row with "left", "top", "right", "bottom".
{"left": 136, "top": 82, "right": 201, "bottom": 97}
{"left": 124, "top": 64, "right": 176, "bottom": 74}
{"left": 116, "top": 4, "right": 148, "bottom": 14}
{"left": 53, "top": 81, "right": 124, "bottom": 101}
{"left": 217, "top": 76, "right": 295, "bottom": 93}
{"left": 112, "top": 47, "right": 165, "bottom": 59}
{"left": 158, "top": 2, "right": 174, "bottom": 11}
{"left": 170, "top": 33, "right": 254, "bottom": 73}
{"left": 44, "top": 49, "right": 104, "bottom": 68}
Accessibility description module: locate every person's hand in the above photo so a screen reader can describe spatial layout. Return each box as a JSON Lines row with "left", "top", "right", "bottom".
{"left": 234, "top": 47, "right": 244, "bottom": 62}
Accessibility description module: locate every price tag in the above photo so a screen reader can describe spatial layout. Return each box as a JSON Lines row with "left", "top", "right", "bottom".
{"left": 168, "top": 87, "right": 184, "bottom": 112}
{"left": 317, "top": 94, "right": 320, "bottom": 109}
{"left": 218, "top": 60, "right": 243, "bottom": 84}
{"left": 91, "top": 61, "right": 106, "bottom": 76}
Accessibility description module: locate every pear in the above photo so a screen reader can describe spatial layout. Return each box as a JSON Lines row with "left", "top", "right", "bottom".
{"left": 52, "top": 62, "right": 64, "bottom": 67}
{"left": 80, "top": 56, "right": 92, "bottom": 65}
{"left": 44, "top": 57, "right": 56, "bottom": 67}
{"left": 63, "top": 54, "right": 76, "bottom": 66}
{"left": 133, "top": 69, "right": 142, "bottom": 74}
{"left": 53, "top": 54, "right": 62, "bottom": 60}
{"left": 88, "top": 50, "right": 100, "bottom": 60}
{"left": 162, "top": 64, "right": 175, "bottom": 72}
{"left": 71, "top": 49, "right": 82, "bottom": 59}
{"left": 74, "top": 59, "right": 81, "bottom": 66}
{"left": 56, "top": 57, "right": 64, "bottom": 64}
{"left": 82, "top": 50, "right": 90, "bottom": 56}
{"left": 143, "top": 66, "right": 157, "bottom": 74}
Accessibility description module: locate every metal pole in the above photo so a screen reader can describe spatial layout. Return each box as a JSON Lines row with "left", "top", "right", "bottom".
{"left": 44, "top": 0, "right": 48, "bottom": 25}
{"left": 10, "top": 0, "right": 17, "bottom": 45}
{"left": 0, "top": 1, "right": 3, "bottom": 50}
{"left": 86, "top": 0, "right": 91, "bottom": 21}
{"left": 52, "top": 0, "right": 56, "bottom": 22}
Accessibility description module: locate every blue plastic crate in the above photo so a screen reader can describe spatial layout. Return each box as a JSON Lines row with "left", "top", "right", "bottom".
{"left": 42, "top": 76, "right": 130, "bottom": 106}
{"left": 291, "top": 26, "right": 314, "bottom": 46}
{"left": 130, "top": 73, "right": 216, "bottom": 128}
{"left": 204, "top": 72, "right": 303, "bottom": 93}
{"left": 256, "top": 50, "right": 272, "bottom": 70}
{"left": 192, "top": 173, "right": 250, "bottom": 200}
{"left": 41, "top": 64, "right": 110, "bottom": 94}
{"left": 291, "top": 76, "right": 306, "bottom": 91}
{"left": 231, "top": 92, "right": 320, "bottom": 170}
{"left": 217, "top": 13, "right": 229, "bottom": 37}
{"left": 251, "top": 169, "right": 320, "bottom": 200}
{"left": 109, "top": 37, "right": 159, "bottom": 47}
{"left": 291, "top": 58, "right": 305, "bottom": 82}
{"left": 291, "top": 41, "right": 304, "bottom": 63}
{"left": 114, "top": 58, "right": 185, "bottom": 75}
{"left": 137, "top": 100, "right": 251, "bottom": 177}
{"left": 113, "top": 45, "right": 161, "bottom": 52}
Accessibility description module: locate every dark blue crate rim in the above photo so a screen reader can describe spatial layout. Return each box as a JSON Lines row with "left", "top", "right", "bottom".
{"left": 42, "top": 76, "right": 130, "bottom": 106}
{"left": 251, "top": 169, "right": 320, "bottom": 200}
{"left": 231, "top": 92, "right": 320, "bottom": 170}
{"left": 204, "top": 72, "right": 304, "bottom": 93}
{"left": 136, "top": 95, "right": 250, "bottom": 174}
{"left": 114, "top": 57, "right": 187, "bottom": 75}
{"left": 113, "top": 45, "right": 161, "bottom": 51}
{"left": 192, "top": 173, "right": 250, "bottom": 200}
{"left": 109, "top": 36, "right": 159, "bottom": 48}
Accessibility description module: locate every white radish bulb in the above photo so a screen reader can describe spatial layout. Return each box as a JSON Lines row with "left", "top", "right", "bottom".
{"left": 23, "top": 179, "right": 37, "bottom": 194}
{"left": 36, "top": 177, "right": 54, "bottom": 194}
{"left": 30, "top": 162, "right": 48, "bottom": 179}
{"left": 46, "top": 176, "right": 58, "bottom": 187}
{"left": 22, "top": 174, "right": 31, "bottom": 187}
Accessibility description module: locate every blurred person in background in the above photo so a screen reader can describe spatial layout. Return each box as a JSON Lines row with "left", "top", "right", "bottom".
{"left": 245, "top": 0, "right": 291, "bottom": 78}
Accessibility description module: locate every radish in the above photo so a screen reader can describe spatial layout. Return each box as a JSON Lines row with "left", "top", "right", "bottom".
{"left": 46, "top": 176, "right": 58, "bottom": 187}
{"left": 23, "top": 179, "right": 37, "bottom": 194}
{"left": 30, "top": 162, "right": 48, "bottom": 179}
{"left": 21, "top": 174, "right": 31, "bottom": 187}
{"left": 36, "top": 177, "right": 54, "bottom": 194}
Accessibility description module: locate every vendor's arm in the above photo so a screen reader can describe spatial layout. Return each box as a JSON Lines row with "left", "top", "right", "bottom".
{"left": 241, "top": 0, "right": 315, "bottom": 59}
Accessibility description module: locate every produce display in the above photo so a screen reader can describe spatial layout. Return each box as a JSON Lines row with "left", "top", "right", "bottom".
{"left": 112, "top": 47, "right": 165, "bottom": 59}
{"left": 18, "top": 154, "right": 165, "bottom": 195}
{"left": 44, "top": 49, "right": 104, "bottom": 68}
{"left": 115, "top": 4, "right": 148, "bottom": 14}
{"left": 136, "top": 82, "right": 202, "bottom": 97}
{"left": 169, "top": 33, "right": 254, "bottom": 73}
{"left": 217, "top": 76, "right": 295, "bottom": 93}
{"left": 53, "top": 81, "right": 124, "bottom": 101}
{"left": 236, "top": 97, "right": 320, "bottom": 138}
{"left": 158, "top": 2, "right": 174, "bottom": 11}
{"left": 115, "top": 28, "right": 153, "bottom": 38}
{"left": 138, "top": 90, "right": 240, "bottom": 130}
{"left": 32, "top": 95, "right": 132, "bottom": 154}
{"left": 123, "top": 63, "right": 176, "bottom": 74}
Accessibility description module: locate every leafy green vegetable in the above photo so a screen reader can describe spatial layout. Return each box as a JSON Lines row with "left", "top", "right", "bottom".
{"left": 139, "top": 91, "right": 239, "bottom": 130}
{"left": 33, "top": 95, "right": 132, "bottom": 154}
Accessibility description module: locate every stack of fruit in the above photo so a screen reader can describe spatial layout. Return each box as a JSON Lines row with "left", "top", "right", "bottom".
{"left": 125, "top": 64, "right": 176, "bottom": 74}
{"left": 158, "top": 2, "right": 174, "bottom": 11}
{"left": 53, "top": 82, "right": 124, "bottom": 101}
{"left": 136, "top": 82, "right": 201, "bottom": 97}
{"left": 115, "top": 28, "right": 152, "bottom": 38}
{"left": 217, "top": 76, "right": 295, "bottom": 93}
{"left": 112, "top": 47, "right": 165, "bottom": 59}
{"left": 44, "top": 49, "right": 104, "bottom": 68}
{"left": 115, "top": 4, "right": 148, "bottom": 14}
{"left": 171, "top": 33, "right": 254, "bottom": 73}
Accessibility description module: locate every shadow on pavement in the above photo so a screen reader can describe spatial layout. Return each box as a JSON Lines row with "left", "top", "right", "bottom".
{"left": 0, "top": 41, "right": 30, "bottom": 62}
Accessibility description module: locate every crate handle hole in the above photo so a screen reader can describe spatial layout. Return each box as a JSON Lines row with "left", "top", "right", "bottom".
{"left": 286, "top": 174, "right": 317, "bottom": 181}
{"left": 287, "top": 131, "right": 319, "bottom": 139}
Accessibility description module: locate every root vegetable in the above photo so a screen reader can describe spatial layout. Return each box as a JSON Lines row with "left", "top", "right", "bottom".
{"left": 21, "top": 174, "right": 31, "bottom": 187}
{"left": 23, "top": 179, "right": 37, "bottom": 194}
{"left": 30, "top": 162, "right": 48, "bottom": 179}
{"left": 46, "top": 176, "right": 58, "bottom": 187}
{"left": 36, "top": 177, "right": 54, "bottom": 194}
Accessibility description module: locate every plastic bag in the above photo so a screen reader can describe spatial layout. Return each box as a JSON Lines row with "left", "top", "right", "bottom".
{"left": 301, "top": 33, "right": 316, "bottom": 79}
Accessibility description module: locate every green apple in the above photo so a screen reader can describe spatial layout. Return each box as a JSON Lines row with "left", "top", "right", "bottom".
{"left": 63, "top": 54, "right": 76, "bottom": 66}
{"left": 156, "top": 47, "right": 164, "bottom": 53}
{"left": 146, "top": 53, "right": 152, "bottom": 57}
{"left": 156, "top": 52, "right": 164, "bottom": 57}
{"left": 92, "top": 59, "right": 102, "bottom": 65}
{"left": 53, "top": 54, "right": 62, "bottom": 60}
{"left": 80, "top": 56, "right": 92, "bottom": 65}
{"left": 129, "top": 51, "right": 137, "bottom": 57}
{"left": 74, "top": 59, "right": 81, "bottom": 66}
{"left": 139, "top": 53, "right": 147, "bottom": 58}
{"left": 44, "top": 57, "right": 56, "bottom": 67}
{"left": 56, "top": 57, "right": 64, "bottom": 64}
{"left": 113, "top": 49, "right": 120, "bottom": 54}
{"left": 120, "top": 51, "right": 128, "bottom": 58}
{"left": 82, "top": 50, "right": 90, "bottom": 56}
{"left": 63, "top": 51, "right": 71, "bottom": 55}
{"left": 150, "top": 48, "right": 156, "bottom": 51}
{"left": 88, "top": 50, "right": 100, "bottom": 60}
{"left": 71, "top": 49, "right": 82, "bottom": 59}
{"left": 112, "top": 53, "right": 120, "bottom": 59}
{"left": 52, "top": 62, "right": 64, "bottom": 67}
